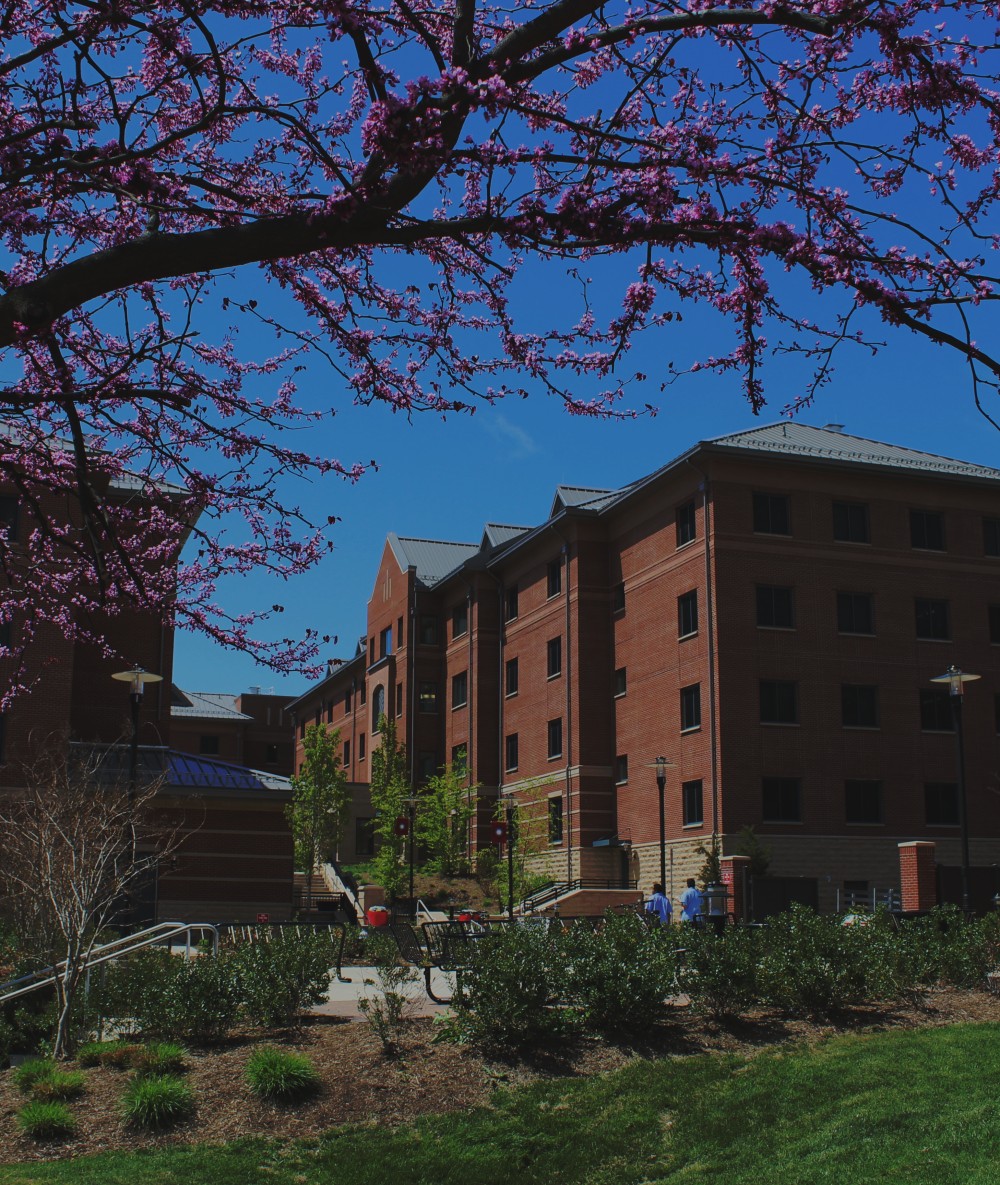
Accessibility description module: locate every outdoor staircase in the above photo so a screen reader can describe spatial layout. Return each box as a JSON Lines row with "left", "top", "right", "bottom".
{"left": 292, "top": 867, "right": 359, "bottom": 922}
{"left": 520, "top": 880, "right": 643, "bottom": 918}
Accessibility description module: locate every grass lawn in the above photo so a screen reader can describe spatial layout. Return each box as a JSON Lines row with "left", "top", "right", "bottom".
{"left": 2, "top": 1023, "right": 999, "bottom": 1184}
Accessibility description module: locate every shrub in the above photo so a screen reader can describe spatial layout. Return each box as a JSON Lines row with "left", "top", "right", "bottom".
{"left": 121, "top": 1075, "right": 196, "bottom": 1131}
{"left": 245, "top": 1047, "right": 320, "bottom": 1101}
{"left": 449, "top": 921, "right": 574, "bottom": 1048}
{"left": 17, "top": 1101, "right": 76, "bottom": 1140}
{"left": 131, "top": 1043, "right": 187, "bottom": 1077}
{"left": 679, "top": 926, "right": 760, "bottom": 1020}
{"left": 13, "top": 1058, "right": 56, "bottom": 1094}
{"left": 234, "top": 928, "right": 334, "bottom": 1029}
{"left": 30, "top": 1070, "right": 86, "bottom": 1101}
{"left": 758, "top": 905, "right": 867, "bottom": 1017}
{"left": 357, "top": 933, "right": 419, "bottom": 1052}
{"left": 564, "top": 912, "right": 682, "bottom": 1033}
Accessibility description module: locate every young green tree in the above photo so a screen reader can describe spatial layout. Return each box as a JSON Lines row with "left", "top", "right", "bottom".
{"left": 286, "top": 724, "right": 349, "bottom": 911}
{"left": 415, "top": 765, "right": 477, "bottom": 878}
{"left": 368, "top": 715, "right": 409, "bottom": 901}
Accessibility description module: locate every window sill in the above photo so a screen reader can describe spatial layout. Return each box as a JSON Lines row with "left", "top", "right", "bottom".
{"left": 921, "top": 729, "right": 956, "bottom": 735}
{"left": 832, "top": 538, "right": 871, "bottom": 546}
{"left": 679, "top": 726, "right": 701, "bottom": 736}
{"left": 846, "top": 821, "right": 884, "bottom": 827}
{"left": 614, "top": 691, "right": 626, "bottom": 699}
{"left": 843, "top": 725, "right": 880, "bottom": 731}
{"left": 546, "top": 673, "right": 562, "bottom": 681}
{"left": 505, "top": 768, "right": 518, "bottom": 775}
{"left": 547, "top": 754, "right": 563, "bottom": 762}
{"left": 452, "top": 703, "right": 468, "bottom": 712}
{"left": 504, "top": 691, "right": 518, "bottom": 700}
{"left": 915, "top": 637, "right": 951, "bottom": 643}
{"left": 682, "top": 822, "right": 704, "bottom": 830}
{"left": 761, "top": 819, "right": 803, "bottom": 825}
{"left": 837, "top": 631, "right": 876, "bottom": 638}
{"left": 760, "top": 721, "right": 800, "bottom": 728}
{"left": 675, "top": 538, "right": 696, "bottom": 552}
{"left": 678, "top": 631, "right": 698, "bottom": 642}
{"left": 758, "top": 625, "right": 796, "bottom": 632}
{"left": 615, "top": 780, "right": 628, "bottom": 787}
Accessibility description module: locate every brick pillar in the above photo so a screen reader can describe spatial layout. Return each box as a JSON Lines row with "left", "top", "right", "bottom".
{"left": 720, "top": 855, "right": 751, "bottom": 922}
{"left": 898, "top": 842, "right": 937, "bottom": 913}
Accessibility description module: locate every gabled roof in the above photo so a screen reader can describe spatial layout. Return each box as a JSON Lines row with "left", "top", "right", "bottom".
{"left": 705, "top": 422, "right": 1000, "bottom": 482}
{"left": 550, "top": 485, "right": 617, "bottom": 516}
{"left": 170, "top": 689, "right": 252, "bottom": 722}
{"left": 481, "top": 522, "right": 531, "bottom": 551}
{"left": 71, "top": 743, "right": 290, "bottom": 793}
{"left": 387, "top": 532, "right": 480, "bottom": 587}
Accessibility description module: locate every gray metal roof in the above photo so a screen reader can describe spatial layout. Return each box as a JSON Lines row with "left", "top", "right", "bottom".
{"left": 706, "top": 422, "right": 1000, "bottom": 481}
{"left": 170, "top": 690, "right": 252, "bottom": 722}
{"left": 482, "top": 523, "right": 532, "bottom": 550}
{"left": 387, "top": 533, "right": 480, "bottom": 587}
{"left": 551, "top": 485, "right": 616, "bottom": 515}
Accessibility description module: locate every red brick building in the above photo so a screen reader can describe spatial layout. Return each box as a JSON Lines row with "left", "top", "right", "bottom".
{"left": 291, "top": 423, "right": 1000, "bottom": 909}
{"left": 0, "top": 476, "right": 295, "bottom": 923}
{"left": 170, "top": 687, "right": 295, "bottom": 776}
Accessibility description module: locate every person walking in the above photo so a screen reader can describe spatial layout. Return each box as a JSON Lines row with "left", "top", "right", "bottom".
{"left": 680, "top": 877, "right": 703, "bottom": 926}
{"left": 644, "top": 882, "right": 672, "bottom": 926}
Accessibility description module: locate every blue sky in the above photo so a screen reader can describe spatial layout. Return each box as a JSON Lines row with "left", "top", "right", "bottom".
{"left": 172, "top": 294, "right": 1000, "bottom": 699}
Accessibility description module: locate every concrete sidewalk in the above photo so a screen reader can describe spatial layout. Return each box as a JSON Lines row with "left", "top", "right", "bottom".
{"left": 312, "top": 965, "right": 457, "bottom": 1020}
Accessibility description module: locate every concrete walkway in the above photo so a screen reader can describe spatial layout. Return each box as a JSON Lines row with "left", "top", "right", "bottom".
{"left": 312, "top": 965, "right": 457, "bottom": 1020}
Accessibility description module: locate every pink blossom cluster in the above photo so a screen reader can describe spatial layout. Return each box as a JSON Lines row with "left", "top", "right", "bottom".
{"left": 1, "top": 0, "right": 999, "bottom": 695}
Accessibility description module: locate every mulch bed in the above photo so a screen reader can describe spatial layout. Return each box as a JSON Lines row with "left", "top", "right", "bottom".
{"left": 0, "top": 989, "right": 996, "bottom": 1164}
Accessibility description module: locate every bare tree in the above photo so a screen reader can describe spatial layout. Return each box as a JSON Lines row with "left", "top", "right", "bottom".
{"left": 0, "top": 740, "right": 182, "bottom": 1058}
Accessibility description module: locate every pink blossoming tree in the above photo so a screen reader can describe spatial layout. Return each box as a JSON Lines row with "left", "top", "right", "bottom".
{"left": 2, "top": 0, "right": 999, "bottom": 694}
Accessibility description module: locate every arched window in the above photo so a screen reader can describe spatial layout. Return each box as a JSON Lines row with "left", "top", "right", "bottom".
{"left": 372, "top": 684, "right": 385, "bottom": 732}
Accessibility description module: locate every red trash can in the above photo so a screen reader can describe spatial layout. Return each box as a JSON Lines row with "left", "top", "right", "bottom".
{"left": 366, "top": 906, "right": 389, "bottom": 928}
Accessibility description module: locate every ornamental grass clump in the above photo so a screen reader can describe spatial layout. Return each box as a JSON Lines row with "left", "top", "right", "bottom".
{"left": 76, "top": 1040, "right": 141, "bottom": 1069}
{"left": 13, "top": 1058, "right": 56, "bottom": 1094}
{"left": 121, "top": 1075, "right": 195, "bottom": 1131}
{"left": 17, "top": 1101, "right": 76, "bottom": 1141}
{"left": 130, "top": 1042, "right": 187, "bottom": 1077}
{"left": 30, "top": 1070, "right": 86, "bottom": 1101}
{"left": 244, "top": 1047, "right": 320, "bottom": 1102}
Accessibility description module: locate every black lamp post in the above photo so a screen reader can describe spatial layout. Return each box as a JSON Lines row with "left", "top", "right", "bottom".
{"left": 505, "top": 795, "right": 515, "bottom": 920}
{"left": 930, "top": 664, "right": 980, "bottom": 914}
{"left": 111, "top": 666, "right": 162, "bottom": 798}
{"left": 407, "top": 797, "right": 417, "bottom": 916}
{"left": 646, "top": 756, "right": 675, "bottom": 891}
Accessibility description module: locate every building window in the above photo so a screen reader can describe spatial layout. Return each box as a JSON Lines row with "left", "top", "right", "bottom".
{"left": 915, "top": 597, "right": 949, "bottom": 641}
{"left": 833, "top": 501, "right": 870, "bottom": 543}
{"left": 395, "top": 682, "right": 403, "bottom": 717}
{"left": 547, "top": 636, "right": 562, "bottom": 678}
{"left": 344, "top": 688, "right": 352, "bottom": 713}
{"left": 397, "top": 616, "right": 404, "bottom": 647}
{"left": 264, "top": 743, "right": 280, "bottom": 765}
{"left": 299, "top": 719, "right": 306, "bottom": 739}
{"left": 919, "top": 688, "right": 954, "bottom": 732}
{"left": 676, "top": 500, "right": 696, "bottom": 546}
{"left": 760, "top": 680, "right": 798, "bottom": 725}
{"left": 680, "top": 684, "right": 701, "bottom": 732}
{"left": 753, "top": 492, "right": 790, "bottom": 535}
{"left": 925, "top": 782, "right": 959, "bottom": 826}
{"left": 452, "top": 671, "right": 468, "bottom": 709}
{"left": 678, "top": 589, "right": 698, "bottom": 638}
{"left": 419, "top": 615, "right": 438, "bottom": 645}
{"left": 837, "top": 591, "right": 875, "bottom": 635}
{"left": 372, "top": 684, "right": 385, "bottom": 731}
{"left": 756, "top": 585, "right": 795, "bottom": 629}
{"left": 360, "top": 683, "right": 367, "bottom": 705}
{"left": 199, "top": 734, "right": 219, "bottom": 756}
{"left": 505, "top": 733, "right": 519, "bottom": 772}
{"left": 379, "top": 625, "right": 392, "bottom": 658}
{"left": 614, "top": 667, "right": 627, "bottom": 697}
{"left": 326, "top": 701, "right": 334, "bottom": 724}
{"left": 547, "top": 558, "right": 562, "bottom": 598}
{"left": 343, "top": 740, "right": 351, "bottom": 767}
{"left": 984, "top": 517, "right": 1000, "bottom": 557}
{"left": 842, "top": 684, "right": 879, "bottom": 728}
{"left": 418, "top": 682, "right": 438, "bottom": 713}
{"left": 548, "top": 796, "right": 564, "bottom": 844}
{"left": 614, "top": 754, "right": 628, "bottom": 784}
{"left": 359, "top": 733, "right": 366, "bottom": 760}
{"left": 369, "top": 636, "right": 375, "bottom": 664}
{"left": 417, "top": 751, "right": 437, "bottom": 780}
{"left": 990, "top": 605, "right": 1000, "bottom": 644}
{"left": 505, "top": 657, "right": 519, "bottom": 697}
{"left": 505, "top": 585, "right": 519, "bottom": 621}
{"left": 0, "top": 496, "right": 18, "bottom": 543}
{"left": 452, "top": 603, "right": 468, "bottom": 638}
{"left": 612, "top": 581, "right": 626, "bottom": 613}
{"left": 762, "top": 777, "right": 801, "bottom": 822}
{"left": 451, "top": 744, "right": 467, "bottom": 775}
{"left": 845, "top": 780, "right": 882, "bottom": 825}
{"left": 911, "top": 509, "right": 945, "bottom": 551}
{"left": 355, "top": 817, "right": 375, "bottom": 857}
{"left": 682, "top": 779, "right": 704, "bottom": 827}
{"left": 547, "top": 717, "right": 563, "bottom": 759}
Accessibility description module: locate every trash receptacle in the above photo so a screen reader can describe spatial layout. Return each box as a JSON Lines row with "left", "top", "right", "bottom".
{"left": 366, "top": 906, "right": 389, "bottom": 928}
{"left": 702, "top": 883, "right": 729, "bottom": 935}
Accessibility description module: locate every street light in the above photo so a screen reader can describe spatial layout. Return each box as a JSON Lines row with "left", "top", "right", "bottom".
{"left": 645, "top": 757, "right": 676, "bottom": 891}
{"left": 930, "top": 665, "right": 980, "bottom": 913}
{"left": 111, "top": 666, "right": 163, "bottom": 796}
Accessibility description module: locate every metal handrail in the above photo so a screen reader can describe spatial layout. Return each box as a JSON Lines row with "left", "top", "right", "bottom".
{"left": 0, "top": 921, "right": 219, "bottom": 1006}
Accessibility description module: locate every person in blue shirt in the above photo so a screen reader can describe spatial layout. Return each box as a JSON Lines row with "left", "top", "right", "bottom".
{"left": 644, "top": 882, "right": 672, "bottom": 926}
{"left": 680, "top": 878, "right": 703, "bottom": 925}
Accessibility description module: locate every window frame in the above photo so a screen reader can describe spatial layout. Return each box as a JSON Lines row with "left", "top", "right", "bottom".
{"left": 925, "top": 782, "right": 959, "bottom": 827}
{"left": 452, "top": 603, "right": 468, "bottom": 639}
{"left": 547, "top": 558, "right": 562, "bottom": 598}
{"left": 613, "top": 667, "right": 627, "bottom": 697}
{"left": 451, "top": 670, "right": 468, "bottom": 709}
{"left": 548, "top": 795, "right": 564, "bottom": 844}
{"left": 845, "top": 779, "right": 883, "bottom": 825}
{"left": 919, "top": 688, "right": 955, "bottom": 732}
{"left": 504, "top": 732, "right": 519, "bottom": 772}
{"left": 682, "top": 779, "right": 704, "bottom": 827}
{"left": 546, "top": 635, "right": 563, "bottom": 679}
{"left": 832, "top": 500, "right": 870, "bottom": 544}
{"left": 756, "top": 584, "right": 795, "bottom": 629}
{"left": 505, "top": 584, "right": 519, "bottom": 621}
{"left": 547, "top": 717, "right": 563, "bottom": 759}
{"left": 680, "top": 683, "right": 701, "bottom": 733}
{"left": 759, "top": 679, "right": 799, "bottom": 726}
{"left": 676, "top": 500, "right": 697, "bottom": 547}
{"left": 678, "top": 589, "right": 699, "bottom": 639}
{"left": 915, "top": 597, "right": 950, "bottom": 641}
{"left": 614, "top": 754, "right": 629, "bottom": 784}
{"left": 752, "top": 491, "right": 791, "bottom": 536}
{"left": 417, "top": 681, "right": 439, "bottom": 713}
{"left": 762, "top": 776, "right": 801, "bottom": 823}
{"left": 505, "top": 656, "right": 519, "bottom": 697}
{"left": 910, "top": 509, "right": 945, "bottom": 551}
{"left": 837, "top": 591, "right": 875, "bottom": 636}
{"left": 841, "top": 684, "right": 880, "bottom": 729}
